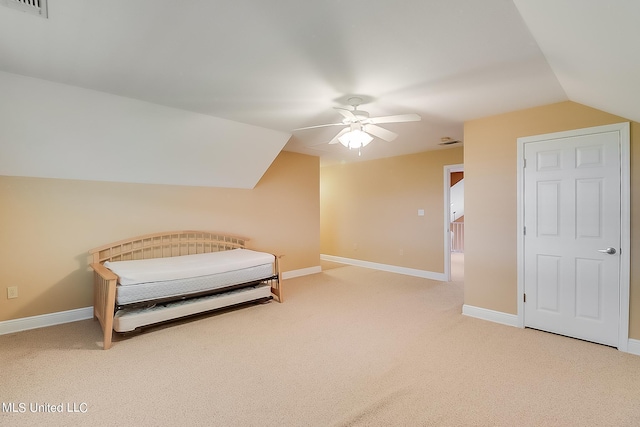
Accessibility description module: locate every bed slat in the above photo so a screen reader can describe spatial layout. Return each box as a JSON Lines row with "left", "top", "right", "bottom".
{"left": 89, "top": 231, "right": 248, "bottom": 264}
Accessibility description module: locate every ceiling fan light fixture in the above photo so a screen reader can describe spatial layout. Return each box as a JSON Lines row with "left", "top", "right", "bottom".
{"left": 338, "top": 129, "right": 373, "bottom": 149}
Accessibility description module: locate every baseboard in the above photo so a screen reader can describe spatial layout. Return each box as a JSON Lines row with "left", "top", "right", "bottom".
{"left": 321, "top": 254, "right": 446, "bottom": 281}
{"left": 3, "top": 295, "right": 638, "bottom": 358}
{"left": 462, "top": 304, "right": 519, "bottom": 328}
{"left": 0, "top": 306, "right": 94, "bottom": 336}
{"left": 461, "top": 305, "right": 640, "bottom": 357}
{"left": 0, "top": 269, "right": 321, "bottom": 335}
{"left": 627, "top": 339, "right": 640, "bottom": 356}
{"left": 282, "top": 265, "right": 322, "bottom": 280}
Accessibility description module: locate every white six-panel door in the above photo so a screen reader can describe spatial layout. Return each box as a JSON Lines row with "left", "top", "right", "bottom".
{"left": 522, "top": 128, "right": 622, "bottom": 347}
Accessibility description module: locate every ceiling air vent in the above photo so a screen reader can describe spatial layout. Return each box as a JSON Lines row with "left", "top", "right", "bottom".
{"left": 0, "top": 0, "right": 48, "bottom": 18}
{"left": 438, "top": 137, "right": 461, "bottom": 146}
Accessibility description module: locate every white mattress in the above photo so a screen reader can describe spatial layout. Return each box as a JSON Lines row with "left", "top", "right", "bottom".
{"left": 115, "top": 263, "right": 274, "bottom": 305}
{"left": 113, "top": 284, "right": 272, "bottom": 332}
{"left": 105, "top": 249, "right": 275, "bottom": 286}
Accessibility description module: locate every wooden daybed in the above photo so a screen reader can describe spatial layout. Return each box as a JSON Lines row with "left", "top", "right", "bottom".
{"left": 89, "top": 231, "right": 282, "bottom": 350}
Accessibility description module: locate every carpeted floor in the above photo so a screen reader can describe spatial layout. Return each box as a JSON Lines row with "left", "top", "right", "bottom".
{"left": 1, "top": 263, "right": 639, "bottom": 426}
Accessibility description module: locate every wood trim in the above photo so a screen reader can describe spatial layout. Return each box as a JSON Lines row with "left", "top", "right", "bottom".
{"left": 462, "top": 304, "right": 519, "bottom": 328}
{"left": 320, "top": 254, "right": 446, "bottom": 281}
{"left": 0, "top": 307, "right": 93, "bottom": 336}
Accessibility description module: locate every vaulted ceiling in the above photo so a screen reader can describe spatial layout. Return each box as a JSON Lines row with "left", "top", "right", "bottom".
{"left": 0, "top": 0, "right": 637, "bottom": 186}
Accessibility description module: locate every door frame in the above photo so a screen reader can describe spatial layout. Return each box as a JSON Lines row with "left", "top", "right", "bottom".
{"left": 516, "top": 122, "right": 630, "bottom": 351}
{"left": 444, "top": 163, "right": 464, "bottom": 281}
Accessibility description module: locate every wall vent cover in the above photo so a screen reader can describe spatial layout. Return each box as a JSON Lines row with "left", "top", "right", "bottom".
{"left": 438, "top": 140, "right": 461, "bottom": 146}
{"left": 0, "top": 0, "right": 48, "bottom": 18}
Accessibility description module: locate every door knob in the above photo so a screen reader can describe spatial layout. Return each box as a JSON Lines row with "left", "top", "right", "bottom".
{"left": 597, "top": 247, "right": 617, "bottom": 255}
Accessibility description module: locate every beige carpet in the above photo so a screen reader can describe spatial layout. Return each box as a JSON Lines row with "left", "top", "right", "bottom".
{"left": 1, "top": 264, "right": 639, "bottom": 426}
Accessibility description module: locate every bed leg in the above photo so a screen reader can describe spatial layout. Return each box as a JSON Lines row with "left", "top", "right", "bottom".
{"left": 272, "top": 282, "right": 283, "bottom": 303}
{"left": 103, "top": 280, "right": 116, "bottom": 350}
{"left": 93, "top": 270, "right": 117, "bottom": 350}
{"left": 273, "top": 255, "right": 284, "bottom": 303}
{"left": 103, "top": 327, "right": 113, "bottom": 350}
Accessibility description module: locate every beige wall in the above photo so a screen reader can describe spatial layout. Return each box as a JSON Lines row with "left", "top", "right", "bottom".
{"left": 464, "top": 101, "right": 640, "bottom": 339}
{"left": 321, "top": 147, "right": 464, "bottom": 273}
{"left": 0, "top": 151, "right": 320, "bottom": 322}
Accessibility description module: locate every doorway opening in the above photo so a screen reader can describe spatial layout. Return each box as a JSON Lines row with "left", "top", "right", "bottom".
{"left": 444, "top": 164, "right": 464, "bottom": 282}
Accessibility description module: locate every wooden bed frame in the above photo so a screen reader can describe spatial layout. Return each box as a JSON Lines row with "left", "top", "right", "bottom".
{"left": 88, "top": 231, "right": 282, "bottom": 350}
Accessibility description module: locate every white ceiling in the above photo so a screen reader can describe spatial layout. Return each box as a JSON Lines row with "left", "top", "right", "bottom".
{"left": 513, "top": 0, "right": 640, "bottom": 125}
{"left": 0, "top": 70, "right": 289, "bottom": 188}
{"left": 0, "top": 0, "right": 637, "bottom": 169}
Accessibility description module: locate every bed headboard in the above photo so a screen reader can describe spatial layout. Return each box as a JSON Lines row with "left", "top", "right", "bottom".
{"left": 88, "top": 231, "right": 249, "bottom": 264}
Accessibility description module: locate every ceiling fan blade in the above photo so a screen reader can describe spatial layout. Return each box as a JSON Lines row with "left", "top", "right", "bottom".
{"left": 334, "top": 107, "right": 357, "bottom": 121}
{"left": 368, "top": 113, "right": 421, "bottom": 124}
{"left": 363, "top": 124, "right": 398, "bottom": 142}
{"left": 328, "top": 128, "right": 350, "bottom": 145}
{"left": 292, "top": 123, "right": 344, "bottom": 131}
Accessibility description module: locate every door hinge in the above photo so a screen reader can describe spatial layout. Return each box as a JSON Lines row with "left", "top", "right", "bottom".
{"left": 523, "top": 158, "right": 527, "bottom": 168}
{"left": 523, "top": 226, "right": 526, "bottom": 236}
{"left": 523, "top": 293, "right": 526, "bottom": 303}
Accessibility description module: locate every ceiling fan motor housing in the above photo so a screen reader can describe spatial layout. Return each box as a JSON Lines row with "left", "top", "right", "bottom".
{"left": 343, "top": 109, "right": 370, "bottom": 123}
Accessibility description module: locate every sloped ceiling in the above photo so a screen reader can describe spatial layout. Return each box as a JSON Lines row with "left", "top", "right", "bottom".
{"left": 0, "top": 1, "right": 636, "bottom": 186}
{"left": 0, "top": 71, "right": 288, "bottom": 188}
{"left": 513, "top": 0, "right": 640, "bottom": 125}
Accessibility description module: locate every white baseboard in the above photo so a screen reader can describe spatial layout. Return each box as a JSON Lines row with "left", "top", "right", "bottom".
{"left": 462, "top": 305, "right": 640, "bottom": 357}
{"left": 0, "top": 306, "right": 93, "bottom": 336}
{"left": 3, "top": 298, "right": 639, "bottom": 359}
{"left": 282, "top": 265, "right": 322, "bottom": 280}
{"left": 627, "top": 339, "right": 640, "bottom": 356}
{"left": 0, "top": 269, "right": 322, "bottom": 335}
{"left": 462, "top": 304, "right": 519, "bottom": 328}
{"left": 321, "top": 254, "right": 446, "bottom": 281}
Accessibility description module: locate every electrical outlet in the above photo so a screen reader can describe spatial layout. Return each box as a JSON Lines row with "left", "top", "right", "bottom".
{"left": 7, "top": 286, "right": 18, "bottom": 299}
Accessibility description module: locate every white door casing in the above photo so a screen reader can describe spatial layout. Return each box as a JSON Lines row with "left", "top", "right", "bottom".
{"left": 516, "top": 123, "right": 630, "bottom": 350}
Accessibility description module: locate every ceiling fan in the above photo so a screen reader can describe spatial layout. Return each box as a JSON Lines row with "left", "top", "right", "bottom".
{"left": 293, "top": 97, "right": 421, "bottom": 155}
